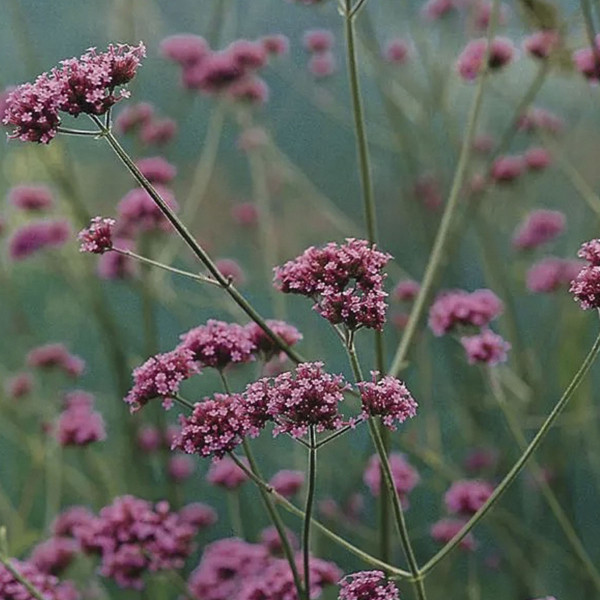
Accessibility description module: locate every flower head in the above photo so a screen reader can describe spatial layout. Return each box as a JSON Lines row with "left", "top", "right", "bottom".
{"left": 114, "top": 101, "right": 154, "bottom": 133}
{"left": 9, "top": 219, "right": 71, "bottom": 261}
{"left": 8, "top": 184, "right": 54, "bottom": 211}
{"left": 456, "top": 37, "right": 515, "bottom": 81}
{"left": 5, "top": 372, "right": 33, "bottom": 399}
{"left": 303, "top": 29, "right": 334, "bottom": 53}
{"left": 0, "top": 559, "right": 79, "bottom": 600}
{"left": 527, "top": 257, "right": 582, "bottom": 293}
{"left": 136, "top": 156, "right": 177, "bottom": 184}
{"left": 245, "top": 319, "right": 303, "bottom": 360}
{"left": 27, "top": 343, "right": 85, "bottom": 377}
{"left": 160, "top": 34, "right": 209, "bottom": 67}
{"left": 363, "top": 453, "right": 420, "bottom": 504}
{"left": 392, "top": 279, "right": 420, "bottom": 302}
{"left": 445, "top": 479, "right": 494, "bottom": 515}
{"left": 29, "top": 538, "right": 78, "bottom": 576}
{"left": 179, "top": 503, "right": 217, "bottom": 529}
{"left": 512, "top": 210, "right": 565, "bottom": 250}
{"left": 460, "top": 329, "right": 511, "bottom": 365}
{"left": 430, "top": 519, "right": 477, "bottom": 551}
{"left": 117, "top": 186, "right": 178, "bottom": 234}
{"left": 56, "top": 391, "right": 106, "bottom": 446}
{"left": 168, "top": 455, "right": 195, "bottom": 482}
{"left": 78, "top": 217, "right": 115, "bottom": 254}
{"left": 570, "top": 264, "right": 600, "bottom": 309}
{"left": 206, "top": 456, "right": 250, "bottom": 489}
{"left": 573, "top": 35, "right": 600, "bottom": 81}
{"left": 491, "top": 154, "right": 525, "bottom": 182}
{"left": 383, "top": 39, "right": 410, "bottom": 64}
{"left": 524, "top": 30, "right": 560, "bottom": 59}
{"left": 269, "top": 470, "right": 304, "bottom": 498}
{"left": 338, "top": 570, "right": 399, "bottom": 600}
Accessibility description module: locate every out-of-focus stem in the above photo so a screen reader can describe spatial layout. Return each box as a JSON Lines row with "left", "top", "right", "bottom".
{"left": 302, "top": 428, "right": 317, "bottom": 600}
{"left": 0, "top": 548, "right": 48, "bottom": 600}
{"left": 421, "top": 329, "right": 600, "bottom": 575}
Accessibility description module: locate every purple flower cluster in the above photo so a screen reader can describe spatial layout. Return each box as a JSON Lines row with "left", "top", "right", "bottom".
{"left": 570, "top": 238, "right": 600, "bottom": 309}
{"left": 445, "top": 479, "right": 494, "bottom": 516}
{"left": 363, "top": 453, "right": 420, "bottom": 505}
{"left": 3, "top": 43, "right": 145, "bottom": 143}
{"left": 56, "top": 390, "right": 106, "bottom": 447}
{"left": 124, "top": 347, "right": 198, "bottom": 412}
{"left": 274, "top": 239, "right": 392, "bottom": 331}
{"left": 460, "top": 330, "right": 511, "bottom": 366}
{"left": 430, "top": 519, "right": 477, "bottom": 551}
{"left": 357, "top": 372, "right": 418, "bottom": 430}
{"left": 0, "top": 559, "right": 79, "bottom": 600}
{"left": 9, "top": 219, "right": 71, "bottom": 261}
{"left": 29, "top": 537, "right": 78, "bottom": 576}
{"left": 527, "top": 257, "right": 583, "bottom": 293}
{"left": 245, "top": 319, "right": 303, "bottom": 360}
{"left": 207, "top": 456, "right": 250, "bottom": 489}
{"left": 4, "top": 372, "right": 33, "bottom": 399}
{"left": 456, "top": 37, "right": 515, "bottom": 81}
{"left": 338, "top": 570, "right": 399, "bottom": 600}
{"left": 73, "top": 495, "right": 199, "bottom": 589}
{"left": 117, "top": 185, "right": 179, "bottom": 234}
{"left": 78, "top": 217, "right": 115, "bottom": 254}
{"left": 512, "top": 210, "right": 565, "bottom": 250}
{"left": 135, "top": 156, "right": 177, "bottom": 184}
{"left": 573, "top": 35, "right": 600, "bottom": 82}
{"left": 27, "top": 343, "right": 85, "bottom": 378}
{"left": 269, "top": 469, "right": 305, "bottom": 498}
{"left": 524, "top": 30, "right": 560, "bottom": 59}
{"left": 8, "top": 184, "right": 54, "bottom": 211}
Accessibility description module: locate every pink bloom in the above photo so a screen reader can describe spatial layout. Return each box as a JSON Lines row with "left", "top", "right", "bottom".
{"left": 518, "top": 107, "right": 564, "bottom": 134}
{"left": 139, "top": 117, "right": 177, "bottom": 145}
{"left": 8, "top": 184, "right": 54, "bottom": 211}
{"left": 570, "top": 264, "right": 600, "bottom": 309}
{"left": 363, "top": 453, "right": 420, "bottom": 503}
{"left": 78, "top": 217, "right": 115, "bottom": 254}
{"left": 428, "top": 288, "right": 503, "bottom": 336}
{"left": 578, "top": 238, "right": 600, "bottom": 265}
{"left": 430, "top": 518, "right": 477, "bottom": 551}
{"left": 460, "top": 329, "right": 511, "bottom": 365}
{"left": 303, "top": 29, "right": 334, "bottom": 53}
{"left": 117, "top": 186, "right": 179, "bottom": 234}
{"left": 445, "top": 479, "right": 494, "bottom": 515}
{"left": 414, "top": 173, "right": 443, "bottom": 210}
{"left": 464, "top": 447, "right": 499, "bottom": 472}
{"left": 259, "top": 526, "right": 299, "bottom": 556}
{"left": 137, "top": 424, "right": 162, "bottom": 452}
{"left": 338, "top": 571, "right": 399, "bottom": 600}
{"left": 391, "top": 312, "right": 410, "bottom": 330}
{"left": 392, "top": 279, "right": 420, "bottom": 302}
{"left": 231, "top": 202, "right": 259, "bottom": 225}
{"left": 422, "top": 0, "right": 458, "bottom": 20}
{"left": 173, "top": 394, "right": 251, "bottom": 458}
{"left": 526, "top": 257, "right": 582, "bottom": 293}
{"left": 245, "top": 319, "right": 303, "bottom": 360}
{"left": 56, "top": 392, "right": 106, "bottom": 446}
{"left": 27, "top": 343, "right": 85, "bottom": 377}
{"left": 206, "top": 456, "right": 250, "bottom": 489}
{"left": 227, "top": 76, "right": 270, "bottom": 104}
{"left": 52, "top": 506, "right": 94, "bottom": 537}
{"left": 5, "top": 372, "right": 33, "bottom": 399}
{"left": 473, "top": 133, "right": 495, "bottom": 154}
{"left": 573, "top": 35, "right": 600, "bottom": 81}
{"left": 97, "top": 237, "right": 137, "bottom": 279}
{"left": 491, "top": 154, "right": 525, "bottom": 183}
{"left": 473, "top": 1, "right": 510, "bottom": 29}
{"left": 74, "top": 495, "right": 199, "bottom": 590}
{"left": 160, "top": 34, "right": 209, "bottom": 67}
{"left": 229, "top": 39, "right": 269, "bottom": 70}
{"left": 274, "top": 239, "right": 391, "bottom": 331}
{"left": 9, "top": 219, "right": 71, "bottom": 260}
{"left": 456, "top": 37, "right": 515, "bottom": 81}
{"left": 179, "top": 503, "right": 217, "bottom": 529}
{"left": 524, "top": 146, "right": 552, "bottom": 171}
{"left": 185, "top": 50, "right": 245, "bottom": 93}
{"left": 114, "top": 102, "right": 154, "bottom": 134}
{"left": 29, "top": 538, "right": 78, "bottom": 575}
{"left": 358, "top": 372, "right": 418, "bottom": 430}
{"left": 179, "top": 319, "right": 256, "bottom": 369}
{"left": 269, "top": 470, "right": 304, "bottom": 498}
{"left": 0, "top": 559, "right": 79, "bottom": 600}
{"left": 0, "top": 86, "right": 14, "bottom": 121}
{"left": 383, "top": 39, "right": 410, "bottom": 64}
{"left": 512, "top": 209, "right": 565, "bottom": 250}
{"left": 124, "top": 347, "right": 198, "bottom": 412}
{"left": 136, "top": 156, "right": 177, "bottom": 184}
{"left": 261, "top": 34, "right": 290, "bottom": 56}
{"left": 168, "top": 455, "right": 195, "bottom": 482}
{"left": 215, "top": 258, "right": 246, "bottom": 286}
{"left": 308, "top": 52, "right": 337, "bottom": 78}
{"left": 524, "top": 30, "right": 560, "bottom": 59}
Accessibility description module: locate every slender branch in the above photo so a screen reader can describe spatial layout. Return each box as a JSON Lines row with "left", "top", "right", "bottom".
{"left": 302, "top": 428, "right": 317, "bottom": 600}
{"left": 420, "top": 329, "right": 600, "bottom": 575}
{"left": 173, "top": 395, "right": 196, "bottom": 411}
{"left": 316, "top": 420, "right": 363, "bottom": 449}
{"left": 0, "top": 534, "right": 49, "bottom": 600}
{"left": 57, "top": 127, "right": 102, "bottom": 136}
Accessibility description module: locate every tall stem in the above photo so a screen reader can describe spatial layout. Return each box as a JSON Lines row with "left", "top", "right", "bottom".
{"left": 421, "top": 329, "right": 600, "bottom": 575}
{"left": 302, "top": 427, "right": 317, "bottom": 600}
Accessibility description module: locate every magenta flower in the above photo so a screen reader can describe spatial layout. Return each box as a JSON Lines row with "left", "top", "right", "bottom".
{"left": 231, "top": 202, "right": 259, "bottom": 225}
{"left": 428, "top": 288, "right": 503, "bottom": 336}
{"left": 491, "top": 154, "right": 525, "bottom": 183}
{"left": 78, "top": 216, "right": 115, "bottom": 254}
{"left": 261, "top": 34, "right": 290, "bottom": 56}
{"left": 392, "top": 279, "right": 420, "bottom": 302}
{"left": 269, "top": 469, "right": 305, "bottom": 498}
{"left": 139, "top": 117, "right": 177, "bottom": 145}
{"left": 0, "top": 559, "right": 79, "bottom": 600}
{"left": 524, "top": 30, "right": 560, "bottom": 59}
{"left": 114, "top": 101, "right": 154, "bottom": 134}
{"left": 524, "top": 146, "right": 552, "bottom": 171}
{"left": 9, "top": 219, "right": 71, "bottom": 261}
{"left": 206, "top": 456, "right": 250, "bottom": 489}
{"left": 518, "top": 107, "right": 564, "bottom": 134}
{"left": 179, "top": 319, "right": 256, "bottom": 369}
{"left": 421, "top": 0, "right": 457, "bottom": 20}
{"left": 383, "top": 38, "right": 410, "bottom": 64}
{"left": 227, "top": 76, "right": 270, "bottom": 104}
{"left": 8, "top": 184, "right": 54, "bottom": 211}
{"left": 358, "top": 372, "right": 418, "bottom": 430}
{"left": 456, "top": 37, "right": 515, "bottom": 81}
{"left": 573, "top": 35, "right": 600, "bottom": 81}
{"left": 29, "top": 538, "right": 78, "bottom": 576}
{"left": 460, "top": 329, "right": 511, "bottom": 366}
{"left": 430, "top": 518, "right": 477, "bottom": 551}
{"left": 245, "top": 319, "right": 303, "bottom": 360}
{"left": 52, "top": 506, "right": 94, "bottom": 537}
{"left": 338, "top": 570, "right": 399, "bottom": 600}
{"left": 4, "top": 372, "right": 33, "bottom": 399}
{"left": 27, "top": 343, "right": 85, "bottom": 377}
{"left": 124, "top": 347, "right": 198, "bottom": 412}
{"left": 173, "top": 394, "right": 251, "bottom": 458}
{"left": 473, "top": 1, "right": 510, "bottom": 29}
{"left": 168, "top": 455, "right": 195, "bottom": 482}
{"left": 527, "top": 257, "right": 583, "bottom": 293}
{"left": 179, "top": 503, "right": 217, "bottom": 529}
{"left": 414, "top": 173, "right": 443, "bottom": 210}
{"left": 445, "top": 479, "right": 494, "bottom": 515}
{"left": 363, "top": 453, "right": 420, "bottom": 505}
{"left": 160, "top": 34, "right": 209, "bottom": 67}
{"left": 117, "top": 185, "right": 178, "bottom": 234}
{"left": 577, "top": 238, "right": 600, "bottom": 265}
{"left": 56, "top": 391, "right": 106, "bottom": 446}
{"left": 308, "top": 52, "right": 337, "bottom": 78}
{"left": 136, "top": 424, "right": 162, "bottom": 452}
{"left": 464, "top": 447, "right": 499, "bottom": 472}
{"left": 135, "top": 156, "right": 177, "bottom": 184}
{"left": 97, "top": 237, "right": 137, "bottom": 279}
{"left": 512, "top": 209, "right": 565, "bottom": 250}
{"left": 214, "top": 258, "right": 246, "bottom": 286}
{"left": 259, "top": 526, "right": 299, "bottom": 556}
{"left": 303, "top": 29, "right": 335, "bottom": 53}
{"left": 570, "top": 264, "right": 600, "bottom": 310}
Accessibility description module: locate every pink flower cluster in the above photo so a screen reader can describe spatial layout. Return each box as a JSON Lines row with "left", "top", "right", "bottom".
{"left": 259, "top": 526, "right": 299, "bottom": 556}
{"left": 4, "top": 372, "right": 34, "bottom": 399}
{"left": 78, "top": 217, "right": 115, "bottom": 254}
{"left": 445, "top": 479, "right": 494, "bottom": 515}
{"left": 73, "top": 495, "right": 200, "bottom": 589}
{"left": 3, "top": 43, "right": 145, "bottom": 143}
{"left": 518, "top": 107, "right": 564, "bottom": 134}
{"left": 303, "top": 29, "right": 337, "bottom": 78}
{"left": 363, "top": 453, "right": 420, "bottom": 505}
{"left": 456, "top": 37, "right": 515, "bottom": 81}
{"left": 357, "top": 372, "right": 418, "bottom": 430}
{"left": 460, "top": 329, "right": 511, "bottom": 366}
{"left": 207, "top": 456, "right": 250, "bottom": 489}
{"left": 29, "top": 537, "right": 78, "bottom": 576}
{"left": 524, "top": 30, "right": 560, "bottom": 59}
{"left": 8, "top": 184, "right": 54, "bottom": 211}
{"left": 117, "top": 185, "right": 179, "bottom": 235}
{"left": 491, "top": 154, "right": 525, "bottom": 183}
{"left": 428, "top": 288, "right": 503, "bottom": 336}
{"left": 115, "top": 102, "right": 177, "bottom": 146}
{"left": 274, "top": 239, "right": 391, "bottom": 331}
{"left": 570, "top": 238, "right": 600, "bottom": 309}
{"left": 188, "top": 538, "right": 340, "bottom": 600}
{"left": 27, "top": 343, "right": 85, "bottom": 378}
{"left": 392, "top": 279, "right": 420, "bottom": 302}
{"left": 269, "top": 469, "right": 304, "bottom": 498}
{"left": 124, "top": 347, "right": 198, "bottom": 412}
{"left": 527, "top": 257, "right": 582, "bottom": 293}
{"left": 9, "top": 219, "right": 71, "bottom": 261}
{"left": 512, "top": 209, "right": 565, "bottom": 250}
{"left": 383, "top": 38, "right": 410, "bottom": 64}
{"left": 135, "top": 156, "right": 177, "bottom": 184}
{"left": 0, "top": 559, "right": 79, "bottom": 600}
{"left": 338, "top": 570, "right": 399, "bottom": 600}
{"left": 55, "top": 390, "right": 106, "bottom": 446}
{"left": 573, "top": 35, "right": 600, "bottom": 82}
{"left": 430, "top": 519, "right": 477, "bottom": 551}
{"left": 245, "top": 319, "right": 303, "bottom": 360}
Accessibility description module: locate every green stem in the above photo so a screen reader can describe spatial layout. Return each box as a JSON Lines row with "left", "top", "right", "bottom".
{"left": 0, "top": 553, "right": 49, "bottom": 600}
{"left": 173, "top": 395, "right": 196, "bottom": 411}
{"left": 302, "top": 428, "right": 317, "bottom": 600}
{"left": 420, "top": 328, "right": 600, "bottom": 575}
{"left": 227, "top": 490, "right": 245, "bottom": 538}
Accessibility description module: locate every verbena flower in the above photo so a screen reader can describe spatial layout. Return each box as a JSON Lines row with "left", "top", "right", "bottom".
{"left": 168, "top": 455, "right": 194, "bottom": 482}
{"left": 303, "top": 29, "right": 335, "bottom": 53}
{"left": 383, "top": 38, "right": 410, "bottom": 64}
{"left": 56, "top": 391, "right": 106, "bottom": 446}
{"left": 8, "top": 184, "right": 54, "bottom": 211}
{"left": 460, "top": 329, "right": 511, "bottom": 366}
{"left": 29, "top": 538, "right": 78, "bottom": 576}
{"left": 573, "top": 35, "right": 600, "bottom": 81}
{"left": 524, "top": 30, "right": 560, "bottom": 59}
{"left": 527, "top": 257, "right": 582, "bottom": 293}
{"left": 4, "top": 372, "right": 33, "bottom": 399}
{"left": 491, "top": 154, "right": 525, "bottom": 183}
{"left": 78, "top": 217, "right": 115, "bottom": 254}
{"left": 245, "top": 319, "right": 303, "bottom": 360}
{"left": 135, "top": 156, "right": 177, "bottom": 184}
{"left": 9, "top": 219, "right": 71, "bottom": 261}
{"left": 518, "top": 107, "right": 564, "bottom": 134}
{"left": 445, "top": 479, "right": 494, "bottom": 515}
{"left": 524, "top": 146, "right": 552, "bottom": 171}
{"left": 160, "top": 34, "right": 209, "bottom": 67}
{"left": 117, "top": 186, "right": 178, "bottom": 234}
{"left": 308, "top": 52, "right": 337, "bottom": 78}
{"left": 215, "top": 258, "right": 246, "bottom": 286}
{"left": 260, "top": 34, "right": 290, "bottom": 56}
{"left": 179, "top": 503, "right": 217, "bottom": 529}
{"left": 456, "top": 37, "right": 515, "bottom": 81}
{"left": 0, "top": 559, "right": 79, "bottom": 600}
{"left": 570, "top": 256, "right": 600, "bottom": 310}
{"left": 269, "top": 469, "right": 304, "bottom": 498}
{"left": 27, "top": 343, "right": 85, "bottom": 377}
{"left": 114, "top": 101, "right": 154, "bottom": 133}
{"left": 430, "top": 518, "right": 477, "bottom": 551}
{"left": 259, "top": 526, "right": 299, "bottom": 556}
{"left": 392, "top": 279, "right": 420, "bottom": 302}
{"left": 512, "top": 210, "right": 565, "bottom": 250}
{"left": 338, "top": 570, "right": 399, "bottom": 600}
{"left": 206, "top": 456, "right": 250, "bottom": 489}
{"left": 51, "top": 506, "right": 94, "bottom": 537}
{"left": 363, "top": 453, "right": 420, "bottom": 506}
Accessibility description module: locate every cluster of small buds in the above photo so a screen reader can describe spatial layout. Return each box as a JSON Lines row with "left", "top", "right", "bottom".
{"left": 135, "top": 156, "right": 177, "bottom": 184}
{"left": 421, "top": 0, "right": 457, "bottom": 20}
{"left": 518, "top": 107, "right": 564, "bottom": 134}
{"left": 9, "top": 219, "right": 71, "bottom": 261}
{"left": 570, "top": 239, "right": 600, "bottom": 309}
{"left": 114, "top": 101, "right": 154, "bottom": 133}
{"left": 4, "top": 372, "right": 34, "bottom": 399}
{"left": 0, "top": 559, "right": 79, "bottom": 600}
{"left": 363, "top": 453, "right": 420, "bottom": 506}
{"left": 524, "top": 30, "right": 560, "bottom": 59}
{"left": 428, "top": 288, "right": 503, "bottom": 336}
{"left": 274, "top": 238, "right": 392, "bottom": 331}
{"left": 29, "top": 537, "right": 78, "bottom": 576}
{"left": 8, "top": 184, "right": 54, "bottom": 212}
{"left": 445, "top": 479, "right": 494, "bottom": 515}
{"left": 491, "top": 154, "right": 525, "bottom": 183}
{"left": 117, "top": 185, "right": 179, "bottom": 234}
{"left": 52, "top": 506, "right": 95, "bottom": 537}
{"left": 456, "top": 37, "right": 515, "bottom": 81}
{"left": 124, "top": 347, "right": 198, "bottom": 412}
{"left": 261, "top": 34, "right": 290, "bottom": 57}
{"left": 338, "top": 570, "right": 400, "bottom": 600}
{"left": 383, "top": 38, "right": 411, "bottom": 64}
{"left": 73, "top": 495, "right": 200, "bottom": 590}
{"left": 301, "top": 29, "right": 337, "bottom": 78}
{"left": 245, "top": 319, "right": 303, "bottom": 361}
{"left": 136, "top": 424, "right": 163, "bottom": 452}
{"left": 78, "top": 217, "right": 115, "bottom": 254}
{"left": 573, "top": 35, "right": 600, "bottom": 82}
{"left": 464, "top": 447, "right": 499, "bottom": 473}
{"left": 27, "top": 343, "right": 85, "bottom": 378}
{"left": 357, "top": 372, "right": 418, "bottom": 430}
{"left": 269, "top": 469, "right": 305, "bottom": 498}
{"left": 179, "top": 319, "right": 257, "bottom": 369}
{"left": 430, "top": 518, "right": 477, "bottom": 551}
{"left": 460, "top": 329, "right": 511, "bottom": 366}
{"left": 524, "top": 146, "right": 552, "bottom": 171}
{"left": 512, "top": 209, "right": 565, "bottom": 251}
{"left": 56, "top": 390, "right": 106, "bottom": 446}
{"left": 527, "top": 257, "right": 583, "bottom": 293}
{"left": 207, "top": 456, "right": 250, "bottom": 489}
{"left": 3, "top": 43, "right": 145, "bottom": 143}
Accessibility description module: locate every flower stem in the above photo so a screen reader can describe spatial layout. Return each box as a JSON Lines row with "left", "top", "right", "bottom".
{"left": 420, "top": 329, "right": 600, "bottom": 575}
{"left": 173, "top": 395, "right": 195, "bottom": 411}
{"left": 302, "top": 427, "right": 317, "bottom": 600}
{"left": 0, "top": 534, "right": 48, "bottom": 600}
